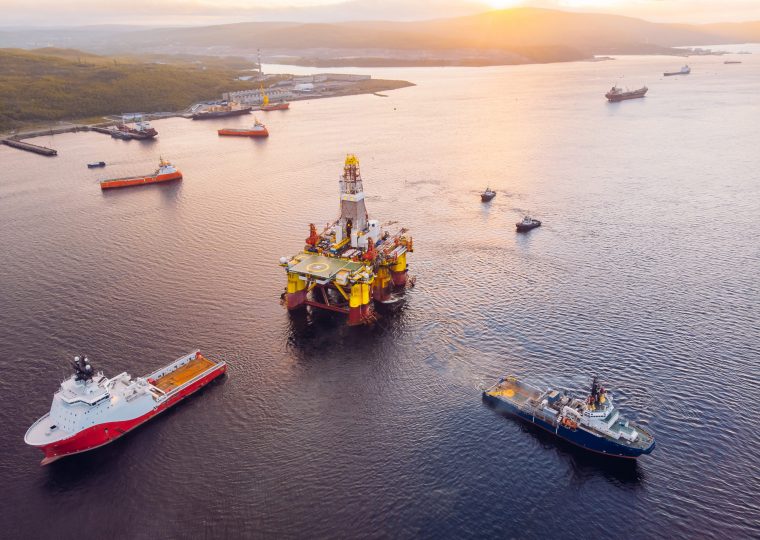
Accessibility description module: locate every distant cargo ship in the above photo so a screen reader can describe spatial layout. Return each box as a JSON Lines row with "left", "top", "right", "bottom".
{"left": 724, "top": 60, "right": 742, "bottom": 65}
{"left": 192, "top": 101, "right": 252, "bottom": 120}
{"left": 483, "top": 375, "right": 655, "bottom": 459}
{"left": 664, "top": 65, "right": 690, "bottom": 76}
{"left": 100, "top": 158, "right": 182, "bottom": 190}
{"left": 605, "top": 85, "right": 648, "bottom": 102}
{"left": 24, "top": 351, "right": 226, "bottom": 465}
{"left": 114, "top": 114, "right": 158, "bottom": 140}
{"left": 218, "top": 118, "right": 269, "bottom": 137}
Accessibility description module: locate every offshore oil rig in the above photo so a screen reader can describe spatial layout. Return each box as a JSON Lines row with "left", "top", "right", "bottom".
{"left": 280, "top": 155, "right": 413, "bottom": 325}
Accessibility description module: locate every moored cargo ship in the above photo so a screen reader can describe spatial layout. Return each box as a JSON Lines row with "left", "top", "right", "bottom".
{"left": 482, "top": 375, "right": 655, "bottom": 458}
{"left": 25, "top": 351, "right": 226, "bottom": 465}
{"left": 218, "top": 118, "right": 269, "bottom": 137}
{"left": 605, "top": 85, "right": 648, "bottom": 102}
{"left": 100, "top": 158, "right": 182, "bottom": 190}
{"left": 114, "top": 114, "right": 158, "bottom": 139}
{"left": 192, "top": 101, "right": 252, "bottom": 120}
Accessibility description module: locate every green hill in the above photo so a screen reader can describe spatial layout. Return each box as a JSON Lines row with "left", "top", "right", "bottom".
{"left": 0, "top": 48, "right": 261, "bottom": 132}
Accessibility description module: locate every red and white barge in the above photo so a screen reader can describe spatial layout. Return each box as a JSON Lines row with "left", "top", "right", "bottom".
{"left": 25, "top": 351, "right": 226, "bottom": 465}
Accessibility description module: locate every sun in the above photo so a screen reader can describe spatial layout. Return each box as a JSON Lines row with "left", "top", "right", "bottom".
{"left": 484, "top": 0, "right": 524, "bottom": 8}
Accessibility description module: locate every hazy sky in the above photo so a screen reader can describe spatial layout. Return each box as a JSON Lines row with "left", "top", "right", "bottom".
{"left": 1, "top": 0, "right": 758, "bottom": 27}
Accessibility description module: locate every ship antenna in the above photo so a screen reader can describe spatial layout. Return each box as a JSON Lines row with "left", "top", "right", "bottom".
{"left": 72, "top": 354, "right": 94, "bottom": 382}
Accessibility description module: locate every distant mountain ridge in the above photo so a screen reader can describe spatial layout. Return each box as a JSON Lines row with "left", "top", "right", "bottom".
{"left": 101, "top": 8, "right": 760, "bottom": 52}
{"left": 1, "top": 8, "right": 758, "bottom": 66}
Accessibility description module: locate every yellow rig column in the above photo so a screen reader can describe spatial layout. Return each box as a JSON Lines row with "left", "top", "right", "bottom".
{"left": 390, "top": 252, "right": 408, "bottom": 287}
{"left": 348, "top": 283, "right": 362, "bottom": 325}
{"left": 348, "top": 281, "right": 373, "bottom": 325}
{"left": 286, "top": 272, "right": 308, "bottom": 310}
{"left": 373, "top": 266, "right": 392, "bottom": 302}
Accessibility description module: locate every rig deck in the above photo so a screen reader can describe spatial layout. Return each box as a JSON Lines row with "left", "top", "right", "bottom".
{"left": 289, "top": 254, "right": 365, "bottom": 281}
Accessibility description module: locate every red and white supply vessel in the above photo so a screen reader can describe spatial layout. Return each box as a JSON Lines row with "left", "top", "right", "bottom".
{"left": 25, "top": 351, "right": 226, "bottom": 465}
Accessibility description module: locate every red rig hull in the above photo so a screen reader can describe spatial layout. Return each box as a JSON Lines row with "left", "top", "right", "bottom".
{"left": 35, "top": 363, "right": 225, "bottom": 465}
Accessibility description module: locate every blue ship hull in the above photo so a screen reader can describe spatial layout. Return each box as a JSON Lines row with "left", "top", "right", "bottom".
{"left": 482, "top": 392, "right": 655, "bottom": 459}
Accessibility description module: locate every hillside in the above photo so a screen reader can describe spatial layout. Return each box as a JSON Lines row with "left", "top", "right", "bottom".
{"left": 0, "top": 49, "right": 262, "bottom": 131}
{"left": 1, "top": 9, "right": 759, "bottom": 68}
{"left": 67, "top": 8, "right": 760, "bottom": 65}
{"left": 700, "top": 21, "right": 760, "bottom": 42}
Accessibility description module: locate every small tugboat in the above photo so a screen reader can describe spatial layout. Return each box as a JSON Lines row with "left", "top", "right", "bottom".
{"left": 25, "top": 351, "right": 227, "bottom": 465}
{"left": 218, "top": 118, "right": 269, "bottom": 137}
{"left": 605, "top": 85, "right": 648, "bottom": 102}
{"left": 516, "top": 216, "right": 541, "bottom": 232}
{"left": 100, "top": 158, "right": 182, "bottom": 190}
{"left": 482, "top": 375, "right": 655, "bottom": 458}
{"left": 87, "top": 161, "right": 106, "bottom": 168}
{"left": 664, "top": 65, "right": 690, "bottom": 76}
{"left": 481, "top": 187, "right": 496, "bottom": 202}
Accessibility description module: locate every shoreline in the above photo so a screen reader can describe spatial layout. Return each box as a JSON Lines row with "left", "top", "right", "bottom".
{"left": 0, "top": 78, "right": 414, "bottom": 140}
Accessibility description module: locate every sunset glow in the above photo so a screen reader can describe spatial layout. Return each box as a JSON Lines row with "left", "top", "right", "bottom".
{"left": 0, "top": 0, "right": 759, "bottom": 26}
{"left": 485, "top": 0, "right": 524, "bottom": 8}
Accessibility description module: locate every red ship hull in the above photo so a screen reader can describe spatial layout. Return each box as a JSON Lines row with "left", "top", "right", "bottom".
{"left": 218, "top": 128, "right": 269, "bottom": 137}
{"left": 100, "top": 171, "right": 182, "bottom": 190}
{"left": 261, "top": 103, "right": 290, "bottom": 111}
{"left": 37, "top": 363, "right": 226, "bottom": 465}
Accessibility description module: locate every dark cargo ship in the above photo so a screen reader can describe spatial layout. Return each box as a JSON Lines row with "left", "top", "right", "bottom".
{"left": 114, "top": 114, "right": 158, "bottom": 140}
{"left": 192, "top": 102, "right": 252, "bottom": 120}
{"left": 483, "top": 375, "right": 655, "bottom": 458}
{"left": 664, "top": 65, "right": 690, "bottom": 76}
{"left": 605, "top": 85, "right": 648, "bottom": 102}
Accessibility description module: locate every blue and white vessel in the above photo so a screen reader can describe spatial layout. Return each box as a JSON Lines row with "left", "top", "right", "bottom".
{"left": 482, "top": 376, "right": 655, "bottom": 458}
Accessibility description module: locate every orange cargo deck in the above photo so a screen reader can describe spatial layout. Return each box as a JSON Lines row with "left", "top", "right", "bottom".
{"left": 153, "top": 355, "right": 215, "bottom": 392}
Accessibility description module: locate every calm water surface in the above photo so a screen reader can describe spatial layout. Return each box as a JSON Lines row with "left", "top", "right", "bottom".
{"left": 1, "top": 52, "right": 759, "bottom": 539}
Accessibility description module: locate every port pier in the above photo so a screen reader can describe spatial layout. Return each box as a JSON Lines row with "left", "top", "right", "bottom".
{"left": 0, "top": 138, "right": 58, "bottom": 156}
